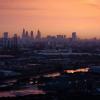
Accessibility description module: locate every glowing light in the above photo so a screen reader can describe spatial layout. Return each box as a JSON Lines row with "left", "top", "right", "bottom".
{"left": 64, "top": 68, "right": 89, "bottom": 74}
{"left": 43, "top": 72, "right": 61, "bottom": 78}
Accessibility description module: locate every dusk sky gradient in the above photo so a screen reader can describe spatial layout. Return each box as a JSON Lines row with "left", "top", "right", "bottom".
{"left": 0, "top": 0, "right": 100, "bottom": 38}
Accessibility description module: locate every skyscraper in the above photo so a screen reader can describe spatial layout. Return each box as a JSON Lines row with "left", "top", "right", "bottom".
{"left": 72, "top": 32, "right": 77, "bottom": 41}
{"left": 26, "top": 31, "right": 29, "bottom": 37}
{"left": 12, "top": 34, "right": 18, "bottom": 49}
{"left": 36, "top": 30, "right": 41, "bottom": 39}
{"left": 22, "top": 28, "right": 26, "bottom": 38}
{"left": 30, "top": 31, "right": 34, "bottom": 39}
{"left": 3, "top": 32, "right": 9, "bottom": 48}
{"left": 3, "top": 32, "right": 8, "bottom": 39}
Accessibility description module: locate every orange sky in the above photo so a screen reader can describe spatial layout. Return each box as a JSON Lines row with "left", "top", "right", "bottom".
{"left": 0, "top": 0, "right": 100, "bottom": 38}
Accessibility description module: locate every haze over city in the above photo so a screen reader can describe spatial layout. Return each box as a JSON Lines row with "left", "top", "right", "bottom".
{"left": 1, "top": 0, "right": 100, "bottom": 99}
{"left": 0, "top": 0, "right": 100, "bottom": 38}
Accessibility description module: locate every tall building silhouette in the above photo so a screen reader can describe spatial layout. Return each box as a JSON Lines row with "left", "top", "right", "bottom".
{"left": 12, "top": 34, "right": 18, "bottom": 49}
{"left": 36, "top": 30, "right": 41, "bottom": 39}
{"left": 72, "top": 32, "right": 77, "bottom": 41}
{"left": 26, "top": 31, "right": 29, "bottom": 37}
{"left": 22, "top": 28, "right": 26, "bottom": 38}
{"left": 30, "top": 31, "right": 34, "bottom": 39}
{"left": 4, "top": 32, "right": 8, "bottom": 39}
{"left": 3, "top": 32, "right": 9, "bottom": 48}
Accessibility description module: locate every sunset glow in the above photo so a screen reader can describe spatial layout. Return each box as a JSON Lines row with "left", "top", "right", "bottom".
{"left": 0, "top": 0, "right": 100, "bottom": 38}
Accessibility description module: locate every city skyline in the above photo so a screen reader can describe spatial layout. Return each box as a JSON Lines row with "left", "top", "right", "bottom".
{"left": 0, "top": 0, "right": 100, "bottom": 38}
{"left": 0, "top": 29, "right": 100, "bottom": 39}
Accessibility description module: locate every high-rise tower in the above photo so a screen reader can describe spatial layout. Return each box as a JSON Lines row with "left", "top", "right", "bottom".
{"left": 22, "top": 28, "right": 26, "bottom": 38}
{"left": 3, "top": 32, "right": 9, "bottom": 48}
{"left": 13, "top": 34, "right": 18, "bottom": 49}
{"left": 36, "top": 30, "right": 41, "bottom": 39}
{"left": 72, "top": 32, "right": 77, "bottom": 41}
{"left": 30, "top": 31, "right": 34, "bottom": 39}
